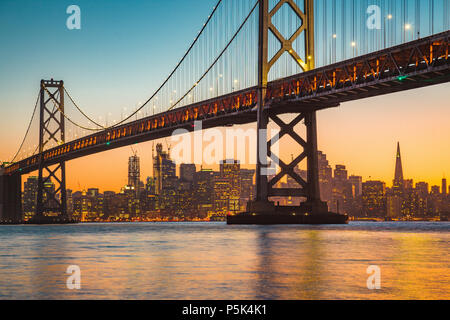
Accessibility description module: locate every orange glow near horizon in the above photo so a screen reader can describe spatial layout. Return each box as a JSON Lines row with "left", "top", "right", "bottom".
{"left": 8, "top": 83, "right": 450, "bottom": 192}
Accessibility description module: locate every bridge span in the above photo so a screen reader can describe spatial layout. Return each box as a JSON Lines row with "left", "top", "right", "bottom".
{"left": 1, "top": 0, "right": 449, "bottom": 223}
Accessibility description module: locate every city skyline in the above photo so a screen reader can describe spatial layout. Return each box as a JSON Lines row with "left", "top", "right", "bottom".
{"left": 1, "top": 0, "right": 448, "bottom": 302}
{"left": 20, "top": 141, "right": 449, "bottom": 223}
{"left": 0, "top": 1, "right": 449, "bottom": 192}
{"left": 52, "top": 142, "right": 449, "bottom": 195}
{"left": 17, "top": 133, "right": 447, "bottom": 194}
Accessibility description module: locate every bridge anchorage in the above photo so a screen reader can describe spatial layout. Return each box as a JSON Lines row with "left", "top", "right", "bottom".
{"left": 228, "top": 0, "right": 346, "bottom": 224}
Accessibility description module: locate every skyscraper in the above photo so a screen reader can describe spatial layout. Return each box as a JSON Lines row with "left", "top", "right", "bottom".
{"left": 219, "top": 160, "right": 241, "bottom": 213}
{"left": 194, "top": 168, "right": 215, "bottom": 216}
{"left": 153, "top": 143, "right": 176, "bottom": 195}
{"left": 349, "top": 175, "right": 363, "bottom": 197}
{"left": 180, "top": 164, "right": 196, "bottom": 183}
{"left": 362, "top": 181, "right": 386, "bottom": 217}
{"left": 23, "top": 176, "right": 38, "bottom": 220}
{"left": 317, "top": 151, "right": 333, "bottom": 204}
{"left": 153, "top": 143, "right": 177, "bottom": 210}
{"left": 240, "top": 169, "right": 255, "bottom": 210}
{"left": 334, "top": 165, "right": 348, "bottom": 181}
{"left": 393, "top": 142, "right": 404, "bottom": 191}
{"left": 128, "top": 153, "right": 140, "bottom": 198}
{"left": 442, "top": 178, "right": 447, "bottom": 195}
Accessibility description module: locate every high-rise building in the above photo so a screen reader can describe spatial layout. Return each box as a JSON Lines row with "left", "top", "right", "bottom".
{"left": 23, "top": 176, "right": 38, "bottom": 220}
{"left": 220, "top": 160, "right": 241, "bottom": 213}
{"left": 87, "top": 188, "right": 99, "bottom": 198}
{"left": 66, "top": 189, "right": 73, "bottom": 218}
{"left": 387, "top": 193, "right": 402, "bottom": 219}
{"left": 194, "top": 168, "right": 215, "bottom": 216}
{"left": 431, "top": 185, "right": 440, "bottom": 195}
{"left": 180, "top": 164, "right": 196, "bottom": 183}
{"left": 401, "top": 180, "right": 418, "bottom": 218}
{"left": 317, "top": 151, "right": 333, "bottom": 204}
{"left": 153, "top": 143, "right": 176, "bottom": 195}
{"left": 349, "top": 175, "right": 363, "bottom": 197}
{"left": 145, "top": 177, "right": 155, "bottom": 194}
{"left": 393, "top": 142, "right": 404, "bottom": 192}
{"left": 334, "top": 165, "right": 348, "bottom": 182}
{"left": 240, "top": 169, "right": 255, "bottom": 210}
{"left": 128, "top": 153, "right": 140, "bottom": 198}
{"left": 442, "top": 178, "right": 447, "bottom": 195}
{"left": 362, "top": 181, "right": 386, "bottom": 217}
{"left": 213, "top": 175, "right": 231, "bottom": 215}
{"left": 332, "top": 165, "right": 351, "bottom": 213}
{"left": 43, "top": 181, "right": 58, "bottom": 214}
{"left": 415, "top": 182, "right": 429, "bottom": 217}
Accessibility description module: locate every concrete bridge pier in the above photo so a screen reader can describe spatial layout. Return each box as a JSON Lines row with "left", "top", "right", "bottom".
{"left": 0, "top": 168, "right": 22, "bottom": 223}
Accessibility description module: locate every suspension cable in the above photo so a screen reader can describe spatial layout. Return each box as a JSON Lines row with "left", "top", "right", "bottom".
{"left": 169, "top": 0, "right": 259, "bottom": 111}
{"left": 43, "top": 85, "right": 103, "bottom": 132}
{"left": 9, "top": 92, "right": 40, "bottom": 163}
{"left": 65, "top": 0, "right": 224, "bottom": 130}
{"left": 64, "top": 88, "right": 105, "bottom": 129}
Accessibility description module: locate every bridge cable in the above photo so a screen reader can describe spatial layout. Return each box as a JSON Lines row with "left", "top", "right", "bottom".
{"left": 42, "top": 85, "right": 104, "bottom": 132}
{"left": 63, "top": 0, "right": 224, "bottom": 131}
{"left": 9, "top": 92, "right": 40, "bottom": 163}
{"left": 168, "top": 0, "right": 259, "bottom": 111}
{"left": 64, "top": 88, "right": 105, "bottom": 129}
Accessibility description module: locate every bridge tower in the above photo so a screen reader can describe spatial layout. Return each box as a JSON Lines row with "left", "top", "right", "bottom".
{"left": 34, "top": 79, "right": 68, "bottom": 222}
{"left": 251, "top": 0, "right": 329, "bottom": 215}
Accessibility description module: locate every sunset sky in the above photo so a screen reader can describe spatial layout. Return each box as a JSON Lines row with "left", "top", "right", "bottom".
{"left": 0, "top": 0, "right": 449, "bottom": 192}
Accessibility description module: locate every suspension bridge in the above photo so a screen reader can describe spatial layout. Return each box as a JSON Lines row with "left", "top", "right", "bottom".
{"left": 0, "top": 0, "right": 449, "bottom": 224}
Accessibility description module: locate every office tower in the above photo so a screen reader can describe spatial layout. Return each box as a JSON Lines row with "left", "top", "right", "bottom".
{"left": 194, "top": 168, "right": 215, "bottom": 216}
{"left": 415, "top": 182, "right": 429, "bottom": 217}
{"left": 103, "top": 191, "right": 116, "bottom": 218}
{"left": 362, "top": 181, "right": 386, "bottom": 218}
{"left": 66, "top": 189, "right": 73, "bottom": 218}
{"left": 153, "top": 143, "right": 176, "bottom": 195}
{"left": 180, "top": 164, "right": 196, "bottom": 183}
{"left": 404, "top": 179, "right": 414, "bottom": 190}
{"left": 213, "top": 175, "right": 231, "bottom": 215}
{"left": 145, "top": 177, "right": 155, "bottom": 194}
{"left": 128, "top": 153, "right": 140, "bottom": 198}
{"left": 442, "top": 178, "right": 447, "bottom": 195}
{"left": 430, "top": 186, "right": 440, "bottom": 195}
{"left": 220, "top": 160, "right": 241, "bottom": 213}
{"left": 180, "top": 163, "right": 197, "bottom": 182}
{"left": 349, "top": 175, "right": 363, "bottom": 197}
{"left": 42, "top": 181, "right": 58, "bottom": 214}
{"left": 240, "top": 169, "right": 255, "bottom": 209}
{"left": 23, "top": 176, "right": 38, "bottom": 220}
{"left": 87, "top": 188, "right": 99, "bottom": 198}
{"left": 332, "top": 165, "right": 351, "bottom": 213}
{"left": 393, "top": 142, "right": 404, "bottom": 192}
{"left": 317, "top": 151, "right": 333, "bottom": 204}
{"left": 387, "top": 193, "right": 402, "bottom": 219}
{"left": 415, "top": 182, "right": 429, "bottom": 197}
{"left": 334, "top": 165, "right": 348, "bottom": 181}
{"left": 402, "top": 180, "right": 418, "bottom": 218}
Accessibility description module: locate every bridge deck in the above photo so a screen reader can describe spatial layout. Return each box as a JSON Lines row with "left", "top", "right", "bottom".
{"left": 4, "top": 31, "right": 449, "bottom": 176}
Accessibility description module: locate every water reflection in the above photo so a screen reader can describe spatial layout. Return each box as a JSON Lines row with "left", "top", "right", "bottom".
{"left": 0, "top": 222, "right": 448, "bottom": 300}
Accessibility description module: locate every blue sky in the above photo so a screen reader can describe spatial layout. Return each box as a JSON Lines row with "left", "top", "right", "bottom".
{"left": 0, "top": 0, "right": 449, "bottom": 189}
{"left": 0, "top": 0, "right": 215, "bottom": 152}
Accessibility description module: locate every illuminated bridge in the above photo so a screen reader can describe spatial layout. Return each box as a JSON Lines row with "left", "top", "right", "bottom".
{"left": 1, "top": 0, "right": 449, "bottom": 223}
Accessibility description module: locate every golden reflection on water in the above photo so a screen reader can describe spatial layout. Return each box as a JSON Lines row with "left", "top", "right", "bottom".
{"left": 0, "top": 223, "right": 448, "bottom": 300}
